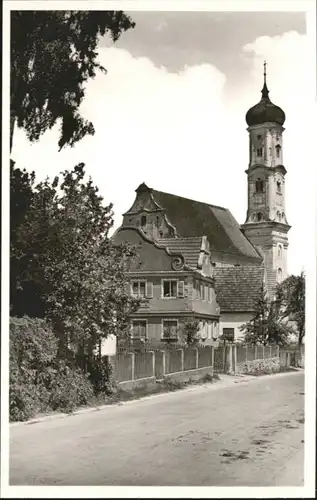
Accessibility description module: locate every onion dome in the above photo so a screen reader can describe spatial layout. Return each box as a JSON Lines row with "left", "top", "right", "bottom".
{"left": 246, "top": 62, "right": 285, "bottom": 127}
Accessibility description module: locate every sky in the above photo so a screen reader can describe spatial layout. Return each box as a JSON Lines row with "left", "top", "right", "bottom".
{"left": 11, "top": 9, "right": 314, "bottom": 276}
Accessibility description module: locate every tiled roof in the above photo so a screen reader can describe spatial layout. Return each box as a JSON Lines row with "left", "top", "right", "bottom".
{"left": 156, "top": 237, "right": 203, "bottom": 269}
{"left": 152, "top": 189, "right": 262, "bottom": 263}
{"left": 213, "top": 266, "right": 265, "bottom": 312}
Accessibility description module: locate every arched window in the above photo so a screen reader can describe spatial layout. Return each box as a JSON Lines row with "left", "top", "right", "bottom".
{"left": 277, "top": 212, "right": 282, "bottom": 222}
{"left": 277, "top": 268, "right": 283, "bottom": 283}
{"left": 277, "top": 180, "right": 281, "bottom": 193}
{"left": 278, "top": 244, "right": 282, "bottom": 257}
{"left": 257, "top": 212, "right": 263, "bottom": 221}
{"left": 275, "top": 144, "right": 281, "bottom": 158}
{"left": 141, "top": 215, "right": 147, "bottom": 227}
{"left": 255, "top": 178, "right": 264, "bottom": 193}
{"left": 256, "top": 148, "right": 263, "bottom": 157}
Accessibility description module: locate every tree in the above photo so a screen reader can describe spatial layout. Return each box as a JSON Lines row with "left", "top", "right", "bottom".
{"left": 239, "top": 285, "right": 293, "bottom": 346}
{"left": 10, "top": 10, "right": 135, "bottom": 151}
{"left": 276, "top": 272, "right": 305, "bottom": 346}
{"left": 184, "top": 318, "right": 200, "bottom": 346}
{"left": 10, "top": 162, "right": 141, "bottom": 356}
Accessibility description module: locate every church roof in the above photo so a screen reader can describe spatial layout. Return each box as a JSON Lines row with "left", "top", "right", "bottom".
{"left": 151, "top": 189, "right": 262, "bottom": 262}
{"left": 156, "top": 236, "right": 204, "bottom": 269}
{"left": 213, "top": 266, "right": 265, "bottom": 312}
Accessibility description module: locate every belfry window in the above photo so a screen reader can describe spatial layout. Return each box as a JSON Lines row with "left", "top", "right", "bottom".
{"left": 277, "top": 268, "right": 283, "bottom": 284}
{"left": 275, "top": 145, "right": 281, "bottom": 158}
{"left": 257, "top": 212, "right": 263, "bottom": 221}
{"left": 141, "top": 215, "right": 147, "bottom": 227}
{"left": 256, "top": 148, "right": 263, "bottom": 157}
{"left": 255, "top": 179, "right": 264, "bottom": 193}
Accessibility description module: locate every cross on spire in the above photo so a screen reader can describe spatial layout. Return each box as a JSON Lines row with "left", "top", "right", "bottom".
{"left": 264, "top": 60, "right": 267, "bottom": 83}
{"left": 261, "top": 60, "right": 269, "bottom": 99}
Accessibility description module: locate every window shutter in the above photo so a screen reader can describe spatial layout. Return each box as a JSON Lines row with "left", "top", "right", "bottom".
{"left": 146, "top": 281, "right": 153, "bottom": 298}
{"left": 178, "top": 280, "right": 185, "bottom": 297}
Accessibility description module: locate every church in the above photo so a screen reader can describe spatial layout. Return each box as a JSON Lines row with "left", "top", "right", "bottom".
{"left": 112, "top": 66, "right": 290, "bottom": 344}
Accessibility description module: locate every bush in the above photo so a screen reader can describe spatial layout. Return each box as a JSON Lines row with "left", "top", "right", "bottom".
{"left": 10, "top": 316, "right": 58, "bottom": 369}
{"left": 10, "top": 366, "right": 44, "bottom": 421}
{"left": 10, "top": 316, "right": 58, "bottom": 421}
{"left": 48, "top": 363, "right": 94, "bottom": 413}
{"left": 9, "top": 316, "right": 95, "bottom": 421}
{"left": 89, "top": 356, "right": 117, "bottom": 396}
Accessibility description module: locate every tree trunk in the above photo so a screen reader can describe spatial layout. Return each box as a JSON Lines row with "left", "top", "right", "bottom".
{"left": 10, "top": 113, "right": 16, "bottom": 153}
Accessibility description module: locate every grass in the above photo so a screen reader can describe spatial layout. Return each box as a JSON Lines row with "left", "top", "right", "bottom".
{"left": 103, "top": 372, "right": 221, "bottom": 405}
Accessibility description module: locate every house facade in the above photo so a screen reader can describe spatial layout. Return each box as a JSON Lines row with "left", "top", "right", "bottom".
{"left": 113, "top": 226, "right": 220, "bottom": 345}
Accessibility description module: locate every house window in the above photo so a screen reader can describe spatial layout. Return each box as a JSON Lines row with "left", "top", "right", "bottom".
{"left": 256, "top": 148, "right": 263, "bottom": 157}
{"left": 141, "top": 215, "right": 147, "bottom": 226}
{"left": 163, "top": 279, "right": 177, "bottom": 298}
{"left": 200, "top": 320, "right": 207, "bottom": 340}
{"left": 278, "top": 245, "right": 282, "bottom": 257}
{"left": 207, "top": 321, "right": 212, "bottom": 339}
{"left": 131, "top": 320, "right": 147, "bottom": 339}
{"left": 200, "top": 283, "right": 205, "bottom": 300}
{"left": 275, "top": 145, "right": 281, "bottom": 158}
{"left": 162, "top": 319, "right": 178, "bottom": 340}
{"left": 277, "top": 180, "right": 281, "bottom": 193}
{"left": 255, "top": 178, "right": 264, "bottom": 193}
{"left": 132, "top": 280, "right": 146, "bottom": 298}
{"left": 223, "top": 328, "right": 234, "bottom": 342}
{"left": 208, "top": 286, "right": 212, "bottom": 303}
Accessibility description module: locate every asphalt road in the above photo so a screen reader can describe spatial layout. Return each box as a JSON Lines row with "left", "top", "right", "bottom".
{"left": 10, "top": 371, "right": 304, "bottom": 486}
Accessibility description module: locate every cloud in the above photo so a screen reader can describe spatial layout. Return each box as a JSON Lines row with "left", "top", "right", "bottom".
{"left": 11, "top": 31, "right": 311, "bottom": 275}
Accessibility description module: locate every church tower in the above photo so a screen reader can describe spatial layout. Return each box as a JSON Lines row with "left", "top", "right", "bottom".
{"left": 241, "top": 63, "right": 291, "bottom": 298}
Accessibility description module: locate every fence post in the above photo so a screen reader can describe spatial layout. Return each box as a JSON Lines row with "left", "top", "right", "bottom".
{"left": 277, "top": 345, "right": 280, "bottom": 358}
{"left": 233, "top": 344, "right": 237, "bottom": 373}
{"left": 211, "top": 346, "right": 215, "bottom": 372}
{"left": 179, "top": 349, "right": 184, "bottom": 372}
{"left": 245, "top": 345, "right": 248, "bottom": 362}
{"left": 223, "top": 344, "right": 226, "bottom": 372}
{"left": 195, "top": 348, "right": 199, "bottom": 369}
{"left": 130, "top": 352, "right": 135, "bottom": 381}
{"left": 269, "top": 345, "right": 272, "bottom": 358}
{"left": 230, "top": 345, "right": 233, "bottom": 373}
{"left": 161, "top": 350, "right": 166, "bottom": 377}
{"left": 149, "top": 350, "right": 155, "bottom": 377}
{"left": 254, "top": 345, "right": 257, "bottom": 360}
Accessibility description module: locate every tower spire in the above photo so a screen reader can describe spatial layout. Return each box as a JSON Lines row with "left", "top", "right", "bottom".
{"left": 261, "top": 60, "right": 269, "bottom": 99}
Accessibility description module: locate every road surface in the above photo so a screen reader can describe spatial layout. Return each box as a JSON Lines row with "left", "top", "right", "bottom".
{"left": 10, "top": 371, "right": 304, "bottom": 486}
